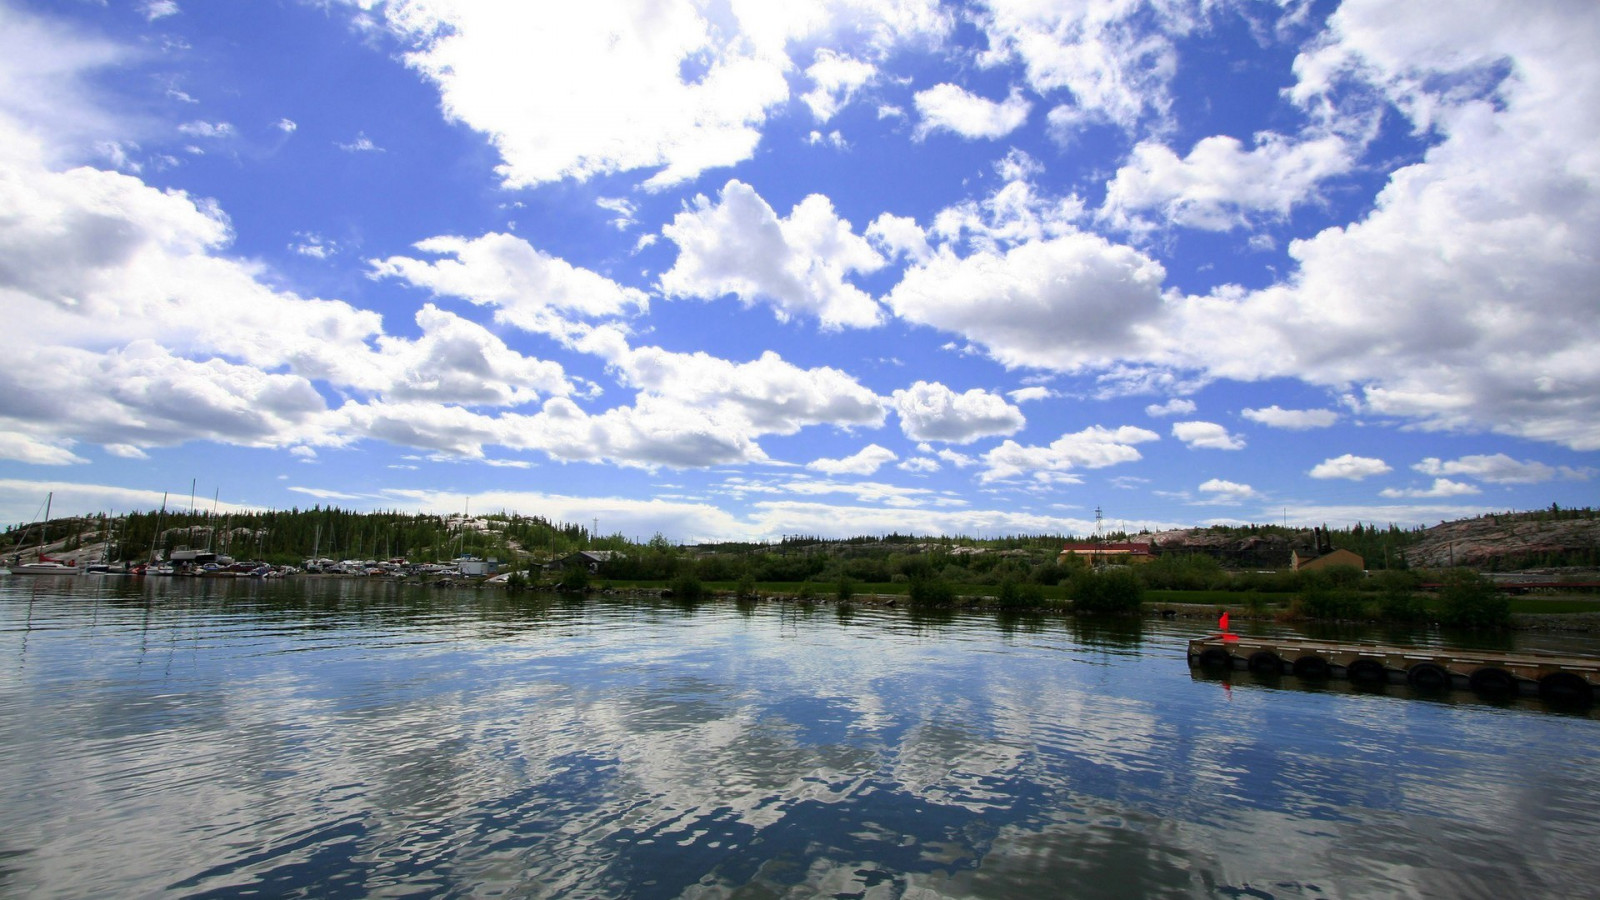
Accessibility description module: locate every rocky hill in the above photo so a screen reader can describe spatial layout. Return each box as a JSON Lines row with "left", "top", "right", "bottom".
{"left": 1401, "top": 512, "right": 1600, "bottom": 570}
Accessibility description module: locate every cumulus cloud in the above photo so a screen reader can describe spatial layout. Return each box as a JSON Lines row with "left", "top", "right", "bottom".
{"left": 978, "top": 0, "right": 1188, "bottom": 136}
{"left": 1309, "top": 454, "right": 1392, "bottom": 480}
{"left": 1242, "top": 405, "right": 1339, "bottom": 430}
{"left": 177, "top": 120, "right": 234, "bottom": 139}
{"left": 370, "top": 231, "right": 648, "bottom": 339}
{"left": 980, "top": 425, "right": 1159, "bottom": 483}
{"left": 1171, "top": 421, "right": 1245, "bottom": 450}
{"left": 1197, "top": 478, "right": 1257, "bottom": 504}
{"left": 913, "top": 84, "right": 1030, "bottom": 140}
{"left": 803, "top": 50, "right": 877, "bottom": 122}
{"left": 1380, "top": 478, "right": 1481, "bottom": 499}
{"left": 892, "top": 381, "right": 1024, "bottom": 443}
{"left": 807, "top": 444, "right": 898, "bottom": 476}
{"left": 659, "top": 180, "right": 884, "bottom": 330}
{"left": 374, "top": 0, "right": 947, "bottom": 189}
{"left": 1144, "top": 398, "right": 1196, "bottom": 417}
{"left": 1101, "top": 132, "right": 1355, "bottom": 232}
{"left": 884, "top": 232, "right": 1165, "bottom": 371}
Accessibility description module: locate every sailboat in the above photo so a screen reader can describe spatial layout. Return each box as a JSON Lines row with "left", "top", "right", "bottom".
{"left": 7, "top": 492, "right": 82, "bottom": 575}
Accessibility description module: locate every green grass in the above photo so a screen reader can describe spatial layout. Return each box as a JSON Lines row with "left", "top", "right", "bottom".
{"left": 1507, "top": 596, "right": 1600, "bottom": 614}
{"left": 1145, "top": 589, "right": 1294, "bottom": 606}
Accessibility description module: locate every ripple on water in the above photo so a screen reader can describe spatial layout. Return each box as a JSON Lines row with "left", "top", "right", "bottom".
{"left": 4, "top": 578, "right": 1600, "bottom": 897}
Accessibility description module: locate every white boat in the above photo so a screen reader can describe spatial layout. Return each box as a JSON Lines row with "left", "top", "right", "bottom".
{"left": 6, "top": 492, "right": 82, "bottom": 575}
{"left": 8, "top": 560, "right": 81, "bottom": 576}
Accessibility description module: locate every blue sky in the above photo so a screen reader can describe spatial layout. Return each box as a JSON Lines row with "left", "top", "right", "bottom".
{"left": 1, "top": 0, "right": 1596, "bottom": 542}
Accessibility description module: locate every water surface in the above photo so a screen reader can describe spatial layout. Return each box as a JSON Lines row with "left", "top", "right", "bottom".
{"left": 2, "top": 576, "right": 1596, "bottom": 898}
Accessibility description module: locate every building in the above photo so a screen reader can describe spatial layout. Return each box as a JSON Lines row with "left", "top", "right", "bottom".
{"left": 1291, "top": 548, "right": 1365, "bottom": 572}
{"left": 555, "top": 550, "right": 625, "bottom": 574}
{"left": 1058, "top": 542, "right": 1156, "bottom": 565}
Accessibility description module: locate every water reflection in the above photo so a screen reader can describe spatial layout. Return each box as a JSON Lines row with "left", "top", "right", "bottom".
{"left": 2, "top": 577, "right": 1598, "bottom": 898}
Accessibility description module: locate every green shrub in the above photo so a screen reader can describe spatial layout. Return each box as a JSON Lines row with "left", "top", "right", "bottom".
{"left": 1438, "top": 569, "right": 1510, "bottom": 628}
{"left": 835, "top": 577, "right": 855, "bottom": 602}
{"left": 996, "top": 577, "right": 1045, "bottom": 608}
{"left": 1294, "top": 587, "right": 1368, "bottom": 620}
{"left": 669, "top": 574, "right": 706, "bottom": 602}
{"left": 561, "top": 566, "right": 590, "bottom": 593}
{"left": 735, "top": 572, "right": 757, "bottom": 599}
{"left": 1072, "top": 568, "right": 1144, "bottom": 614}
{"left": 907, "top": 576, "right": 956, "bottom": 607}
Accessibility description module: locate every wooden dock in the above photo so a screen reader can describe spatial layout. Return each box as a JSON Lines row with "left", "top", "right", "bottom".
{"left": 1187, "top": 633, "right": 1600, "bottom": 704}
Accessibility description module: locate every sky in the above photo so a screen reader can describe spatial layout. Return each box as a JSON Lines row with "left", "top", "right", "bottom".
{"left": 1, "top": 0, "right": 1596, "bottom": 543}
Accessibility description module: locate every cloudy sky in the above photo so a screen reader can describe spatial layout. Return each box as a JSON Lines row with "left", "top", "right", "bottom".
{"left": 1, "top": 0, "right": 1596, "bottom": 541}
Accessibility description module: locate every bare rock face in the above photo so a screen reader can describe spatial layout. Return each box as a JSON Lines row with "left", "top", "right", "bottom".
{"left": 1402, "top": 514, "right": 1600, "bottom": 569}
{"left": 1148, "top": 528, "right": 1313, "bottom": 567}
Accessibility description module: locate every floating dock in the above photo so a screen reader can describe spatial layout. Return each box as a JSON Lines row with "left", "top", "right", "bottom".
{"left": 1187, "top": 633, "right": 1600, "bottom": 704}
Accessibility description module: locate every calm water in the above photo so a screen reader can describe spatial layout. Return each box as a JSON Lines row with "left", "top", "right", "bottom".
{"left": 2, "top": 577, "right": 1597, "bottom": 898}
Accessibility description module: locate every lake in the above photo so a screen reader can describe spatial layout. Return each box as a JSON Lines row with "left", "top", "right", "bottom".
{"left": 2, "top": 575, "right": 1597, "bottom": 898}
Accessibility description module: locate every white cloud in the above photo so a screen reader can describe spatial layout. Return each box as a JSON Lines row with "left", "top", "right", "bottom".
{"left": 659, "top": 180, "right": 884, "bottom": 330}
{"left": 1144, "top": 398, "right": 1195, "bottom": 417}
{"left": 885, "top": 232, "right": 1165, "bottom": 371}
{"left": 0, "top": 430, "right": 86, "bottom": 466}
{"left": 370, "top": 232, "right": 648, "bottom": 339}
{"left": 104, "top": 443, "right": 148, "bottom": 460}
{"left": 1242, "top": 405, "right": 1339, "bottom": 430}
{"left": 374, "top": 0, "right": 947, "bottom": 190}
{"left": 142, "top": 2, "right": 180, "bottom": 23}
{"left": 274, "top": 118, "right": 297, "bottom": 134}
{"left": 803, "top": 50, "right": 877, "bottom": 121}
{"left": 1380, "top": 478, "right": 1481, "bottom": 499}
{"left": 1197, "top": 478, "right": 1257, "bottom": 504}
{"left": 1101, "top": 133, "right": 1355, "bottom": 232}
{"left": 1309, "top": 454, "right": 1392, "bottom": 480}
{"left": 336, "top": 132, "right": 382, "bottom": 152}
{"left": 978, "top": 0, "right": 1189, "bottom": 137}
{"left": 936, "top": 448, "right": 977, "bottom": 468}
{"left": 604, "top": 344, "right": 887, "bottom": 437}
{"left": 913, "top": 84, "right": 1030, "bottom": 140}
{"left": 865, "top": 213, "right": 933, "bottom": 263}
{"left": 805, "top": 129, "right": 847, "bottom": 149}
{"left": 1171, "top": 421, "right": 1244, "bottom": 450}
{"left": 980, "top": 425, "right": 1159, "bottom": 483}
{"left": 1413, "top": 453, "right": 1589, "bottom": 484}
{"left": 289, "top": 231, "right": 337, "bottom": 259}
{"left": 1006, "top": 386, "right": 1055, "bottom": 404}
{"left": 898, "top": 457, "right": 940, "bottom": 473}
{"left": 807, "top": 444, "right": 898, "bottom": 476}
{"left": 595, "top": 196, "right": 637, "bottom": 230}
{"left": 891, "top": 381, "right": 1024, "bottom": 444}
{"left": 177, "top": 120, "right": 234, "bottom": 139}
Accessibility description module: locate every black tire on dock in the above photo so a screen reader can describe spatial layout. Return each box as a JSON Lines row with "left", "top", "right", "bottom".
{"left": 1537, "top": 672, "right": 1594, "bottom": 706}
{"left": 1406, "top": 663, "right": 1451, "bottom": 692}
{"left": 1197, "top": 647, "right": 1233, "bottom": 669}
{"left": 1292, "top": 655, "right": 1331, "bottom": 680}
{"left": 1469, "top": 667, "right": 1519, "bottom": 698}
{"left": 1346, "top": 658, "right": 1388, "bottom": 685}
{"left": 1247, "top": 651, "right": 1283, "bottom": 675}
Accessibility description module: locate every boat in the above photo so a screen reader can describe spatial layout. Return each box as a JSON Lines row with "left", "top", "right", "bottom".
{"left": 6, "top": 492, "right": 82, "bottom": 576}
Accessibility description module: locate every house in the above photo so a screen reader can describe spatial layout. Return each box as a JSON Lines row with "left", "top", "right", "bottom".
{"left": 1292, "top": 548, "right": 1365, "bottom": 572}
{"left": 1058, "top": 541, "right": 1156, "bottom": 564}
{"left": 555, "top": 550, "right": 625, "bottom": 574}
{"left": 1291, "top": 525, "right": 1365, "bottom": 572}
